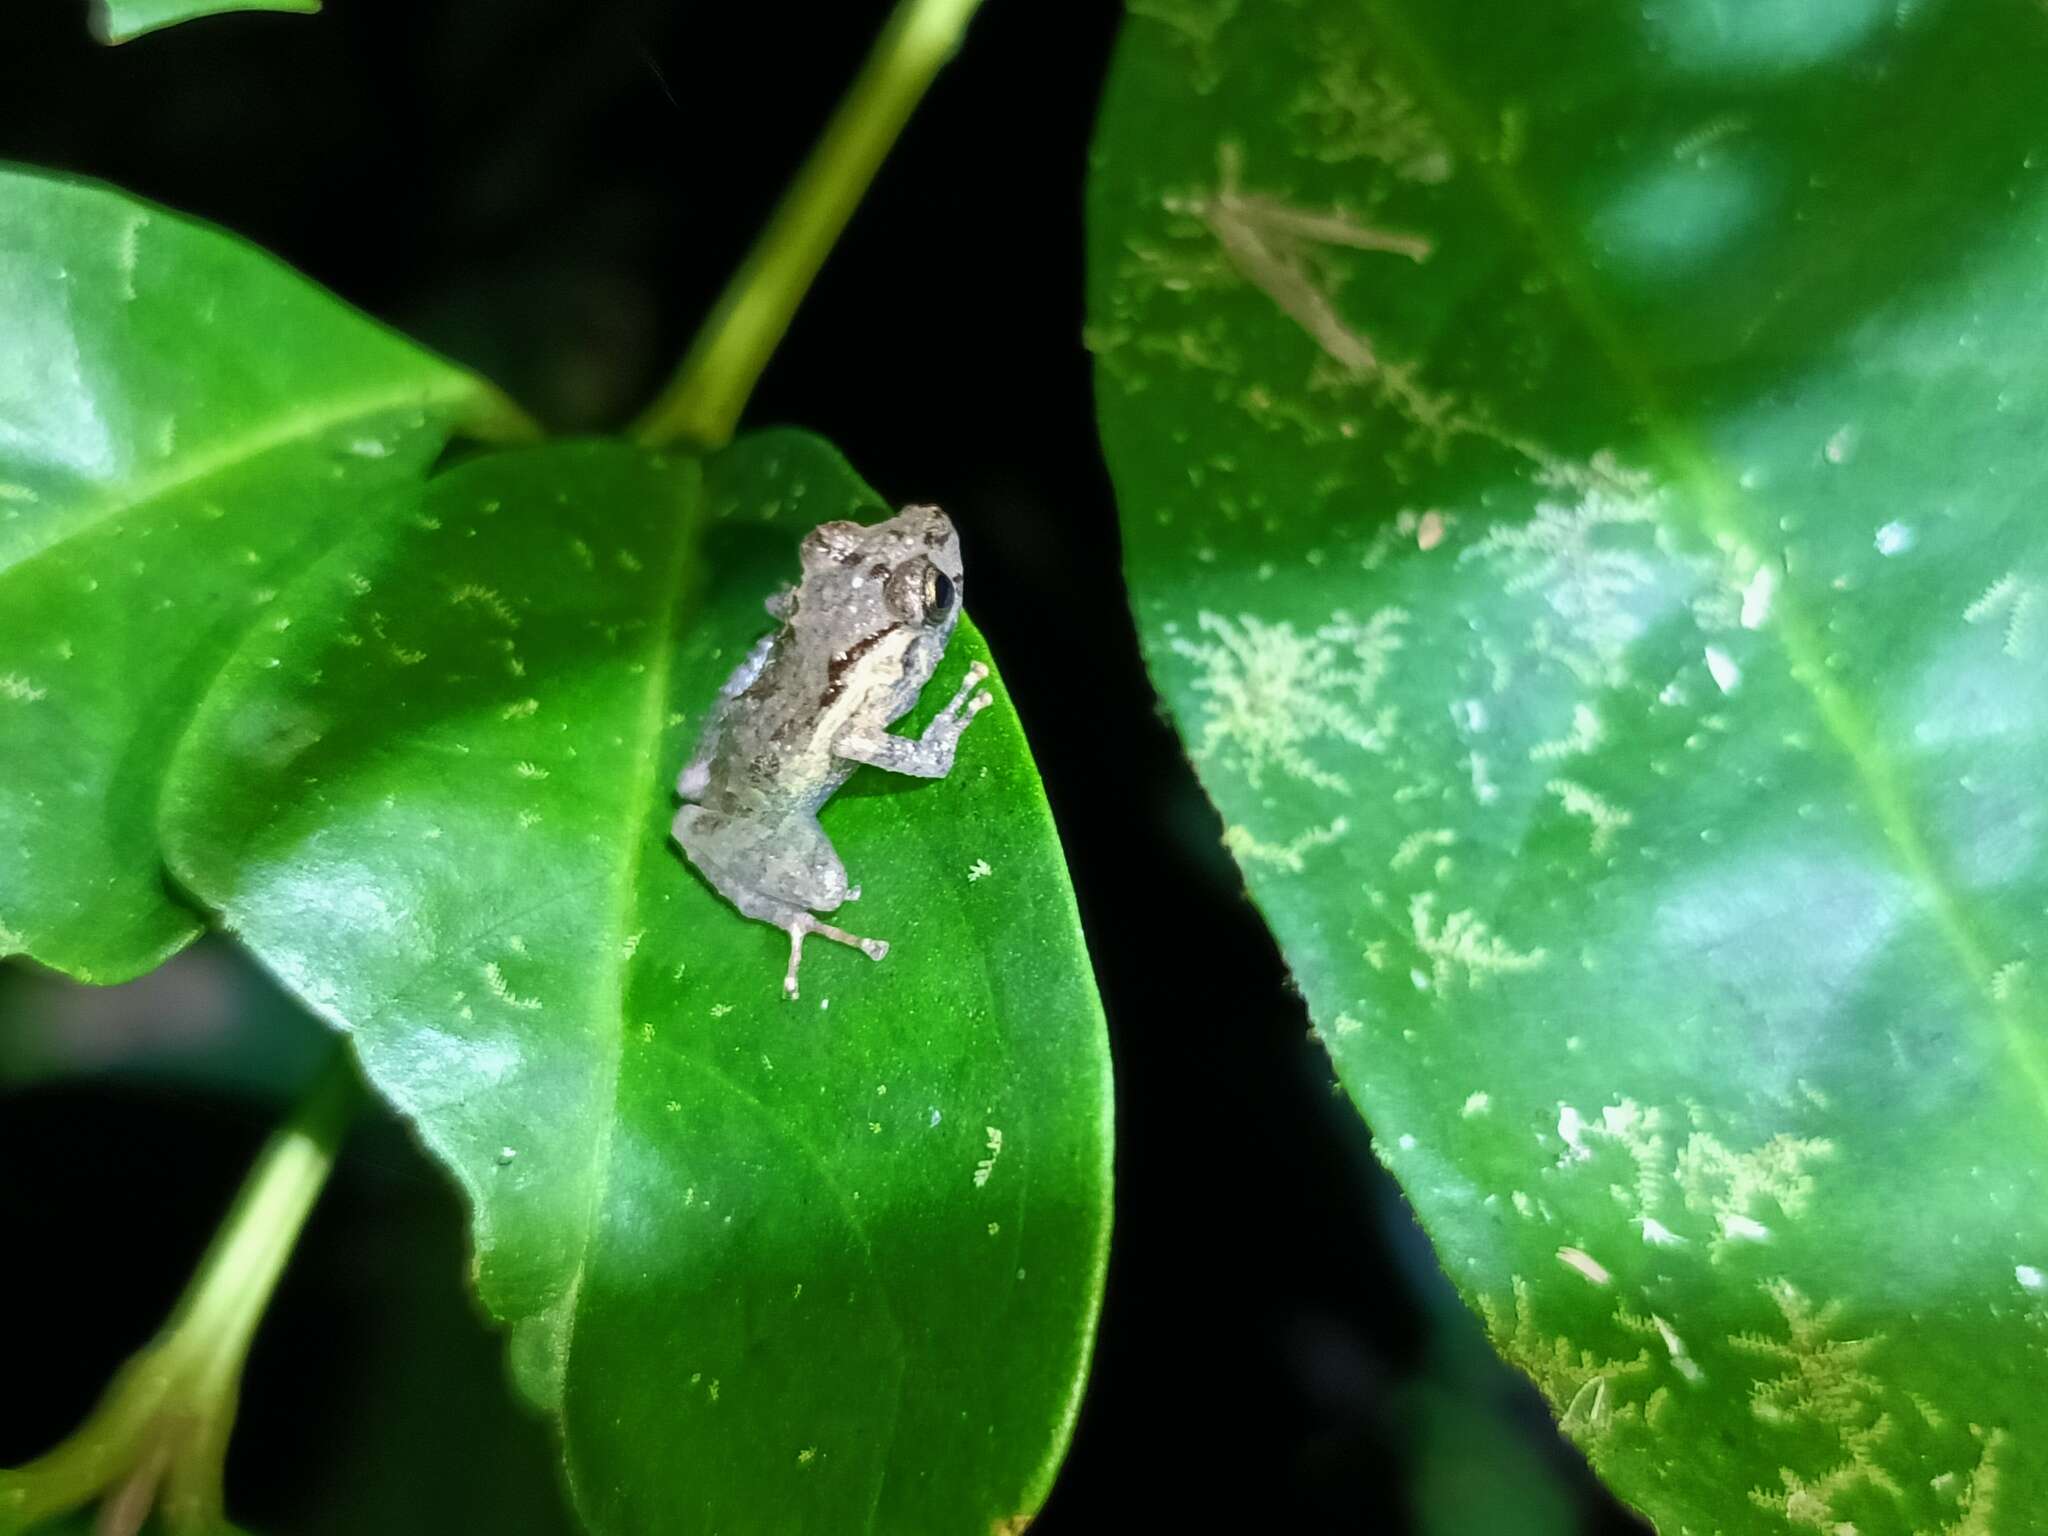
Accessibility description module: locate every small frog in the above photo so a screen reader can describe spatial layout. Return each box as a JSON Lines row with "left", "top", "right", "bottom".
{"left": 672, "top": 505, "right": 994, "bottom": 999}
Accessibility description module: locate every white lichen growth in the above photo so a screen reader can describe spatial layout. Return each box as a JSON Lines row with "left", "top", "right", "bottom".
{"left": 1481, "top": 1279, "right": 1654, "bottom": 1446}
{"left": 1734, "top": 1280, "right": 1902, "bottom": 1527}
{"left": 1462, "top": 454, "right": 1677, "bottom": 688}
{"left": 1677, "top": 1128, "right": 1834, "bottom": 1254}
{"left": 1546, "top": 778, "right": 1633, "bottom": 857}
{"left": 1171, "top": 607, "right": 1404, "bottom": 793}
{"left": 1409, "top": 892, "right": 1545, "bottom": 989}
{"left": 973, "top": 1127, "right": 1004, "bottom": 1189}
{"left": 1223, "top": 816, "right": 1349, "bottom": 873}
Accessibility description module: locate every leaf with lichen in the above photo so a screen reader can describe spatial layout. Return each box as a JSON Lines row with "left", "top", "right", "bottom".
{"left": 1091, "top": 0, "right": 2048, "bottom": 1528}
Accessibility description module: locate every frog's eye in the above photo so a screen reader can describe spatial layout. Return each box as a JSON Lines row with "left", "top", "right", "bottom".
{"left": 924, "top": 567, "right": 955, "bottom": 621}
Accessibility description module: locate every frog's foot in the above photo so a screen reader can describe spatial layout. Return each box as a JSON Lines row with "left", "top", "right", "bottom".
{"left": 783, "top": 915, "right": 890, "bottom": 999}
{"left": 940, "top": 662, "right": 994, "bottom": 724}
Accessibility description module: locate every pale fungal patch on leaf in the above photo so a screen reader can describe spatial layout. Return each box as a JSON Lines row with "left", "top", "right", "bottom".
{"left": 1963, "top": 571, "right": 2044, "bottom": 660}
{"left": 513, "top": 761, "right": 549, "bottom": 780}
{"left": 1170, "top": 607, "right": 1404, "bottom": 793}
{"left": 1481, "top": 1278, "right": 1654, "bottom": 1445}
{"left": 1677, "top": 1128, "right": 1834, "bottom": 1256}
{"left": 115, "top": 209, "right": 146, "bottom": 301}
{"left": 1287, "top": 23, "right": 1453, "bottom": 183}
{"left": 0, "top": 672, "right": 48, "bottom": 702}
{"left": 1331, "top": 1011, "right": 1364, "bottom": 1038}
{"left": 1390, "top": 827, "right": 1455, "bottom": 870}
{"left": 1223, "top": 816, "right": 1349, "bottom": 873}
{"left": 1126, "top": 0, "right": 1240, "bottom": 91}
{"left": 1553, "top": 1099, "right": 1670, "bottom": 1218}
{"left": 500, "top": 697, "right": 540, "bottom": 721}
{"left": 1462, "top": 1091, "right": 1491, "bottom": 1117}
{"left": 481, "top": 961, "right": 541, "bottom": 1012}
{"left": 973, "top": 1127, "right": 1004, "bottom": 1189}
{"left": 1940, "top": 1427, "right": 2007, "bottom": 1536}
{"left": 1734, "top": 1280, "right": 1906, "bottom": 1527}
{"left": 1462, "top": 454, "right": 1676, "bottom": 688}
{"left": 966, "top": 858, "right": 993, "bottom": 882}
{"left": 1551, "top": 1100, "right": 1834, "bottom": 1258}
{"left": 1408, "top": 892, "right": 1545, "bottom": 989}
{"left": 1530, "top": 703, "right": 1605, "bottom": 762}
{"left": 450, "top": 583, "right": 520, "bottom": 628}
{"left": 1465, "top": 750, "right": 1500, "bottom": 806}
{"left": 1671, "top": 112, "right": 1752, "bottom": 161}
{"left": 1545, "top": 779, "right": 1633, "bottom": 857}
{"left": 1990, "top": 959, "right": 2028, "bottom": 1001}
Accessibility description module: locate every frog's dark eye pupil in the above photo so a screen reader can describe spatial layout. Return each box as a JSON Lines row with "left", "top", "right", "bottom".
{"left": 926, "top": 568, "right": 955, "bottom": 619}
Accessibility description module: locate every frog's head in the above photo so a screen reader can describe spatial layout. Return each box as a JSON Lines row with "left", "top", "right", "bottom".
{"left": 797, "top": 504, "right": 964, "bottom": 639}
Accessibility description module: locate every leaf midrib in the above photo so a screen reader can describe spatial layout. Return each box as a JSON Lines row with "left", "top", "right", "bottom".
{"left": 1363, "top": 0, "right": 2048, "bottom": 1119}
{"left": 0, "top": 372, "right": 503, "bottom": 575}
{"left": 552, "top": 480, "right": 699, "bottom": 1385}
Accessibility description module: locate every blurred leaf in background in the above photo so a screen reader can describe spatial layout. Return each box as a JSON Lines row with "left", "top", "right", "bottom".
{"left": 1092, "top": 0, "right": 2048, "bottom": 1529}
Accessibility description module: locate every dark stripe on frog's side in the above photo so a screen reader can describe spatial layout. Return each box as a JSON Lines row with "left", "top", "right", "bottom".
{"left": 818, "top": 623, "right": 901, "bottom": 710}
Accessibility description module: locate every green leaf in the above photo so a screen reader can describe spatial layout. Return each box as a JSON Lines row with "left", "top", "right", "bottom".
{"left": 1091, "top": 2, "right": 2048, "bottom": 1530}
{"left": 161, "top": 431, "right": 1112, "bottom": 1534}
{"left": 89, "top": 0, "right": 319, "bottom": 46}
{"left": 0, "top": 167, "right": 528, "bottom": 984}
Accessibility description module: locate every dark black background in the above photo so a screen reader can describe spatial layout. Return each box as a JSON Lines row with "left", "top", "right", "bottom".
{"left": 0, "top": 3, "right": 1644, "bottom": 1531}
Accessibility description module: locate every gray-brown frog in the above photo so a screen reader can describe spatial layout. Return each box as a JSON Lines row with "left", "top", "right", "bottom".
{"left": 672, "top": 505, "right": 994, "bottom": 999}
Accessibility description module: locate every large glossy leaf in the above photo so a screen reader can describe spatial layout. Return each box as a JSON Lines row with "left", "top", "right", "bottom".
{"left": 1091, "top": 1, "right": 2048, "bottom": 1529}
{"left": 89, "top": 0, "right": 318, "bottom": 46}
{"left": 0, "top": 168, "right": 527, "bottom": 983}
{"left": 162, "top": 430, "right": 1112, "bottom": 1534}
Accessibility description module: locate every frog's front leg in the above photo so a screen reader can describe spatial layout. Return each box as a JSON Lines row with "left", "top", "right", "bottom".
{"left": 835, "top": 663, "right": 994, "bottom": 779}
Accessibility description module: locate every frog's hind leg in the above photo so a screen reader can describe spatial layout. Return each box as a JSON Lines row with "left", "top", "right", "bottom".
{"left": 782, "top": 914, "right": 888, "bottom": 1000}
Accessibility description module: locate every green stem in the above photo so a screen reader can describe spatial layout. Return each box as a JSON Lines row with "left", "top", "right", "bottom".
{"left": 630, "top": 0, "right": 988, "bottom": 449}
{"left": 0, "top": 1054, "right": 361, "bottom": 1534}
